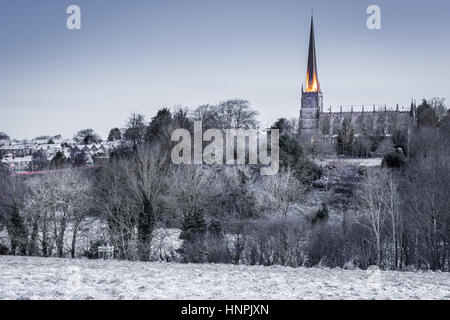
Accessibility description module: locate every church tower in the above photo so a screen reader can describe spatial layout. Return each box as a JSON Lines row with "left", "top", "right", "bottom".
{"left": 299, "top": 15, "right": 323, "bottom": 141}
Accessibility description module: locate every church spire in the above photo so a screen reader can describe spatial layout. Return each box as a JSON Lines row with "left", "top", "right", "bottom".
{"left": 305, "top": 14, "right": 320, "bottom": 93}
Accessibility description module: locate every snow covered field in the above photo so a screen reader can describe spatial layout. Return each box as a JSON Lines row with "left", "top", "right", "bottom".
{"left": 1, "top": 256, "right": 449, "bottom": 300}
{"left": 315, "top": 158, "right": 383, "bottom": 168}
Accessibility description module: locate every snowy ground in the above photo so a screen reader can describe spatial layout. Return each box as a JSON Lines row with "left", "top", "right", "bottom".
{"left": 315, "top": 158, "right": 383, "bottom": 168}
{"left": 1, "top": 256, "right": 449, "bottom": 300}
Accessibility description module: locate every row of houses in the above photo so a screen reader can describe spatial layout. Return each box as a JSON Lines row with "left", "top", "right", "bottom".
{"left": 0, "top": 141, "right": 119, "bottom": 158}
{"left": 0, "top": 144, "right": 35, "bottom": 157}
{"left": 0, "top": 140, "right": 123, "bottom": 172}
{"left": 1, "top": 156, "right": 33, "bottom": 172}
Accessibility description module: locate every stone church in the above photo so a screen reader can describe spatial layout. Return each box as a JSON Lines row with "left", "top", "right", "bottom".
{"left": 299, "top": 16, "right": 417, "bottom": 142}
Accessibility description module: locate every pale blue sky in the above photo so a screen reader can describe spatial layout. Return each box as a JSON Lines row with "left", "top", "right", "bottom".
{"left": 1, "top": 0, "right": 449, "bottom": 139}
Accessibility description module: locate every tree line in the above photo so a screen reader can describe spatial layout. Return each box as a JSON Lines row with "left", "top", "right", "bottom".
{"left": 1, "top": 98, "right": 449, "bottom": 271}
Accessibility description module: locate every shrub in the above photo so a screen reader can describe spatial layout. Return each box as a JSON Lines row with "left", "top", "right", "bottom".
{"left": 382, "top": 148, "right": 406, "bottom": 169}
{"left": 306, "top": 219, "right": 377, "bottom": 269}
{"left": 178, "top": 216, "right": 233, "bottom": 264}
{"left": 312, "top": 203, "right": 329, "bottom": 225}
{"left": 277, "top": 134, "right": 322, "bottom": 184}
{"left": 178, "top": 208, "right": 207, "bottom": 262}
{"left": 294, "top": 159, "right": 322, "bottom": 184}
{"left": 177, "top": 235, "right": 208, "bottom": 263}
{"left": 307, "top": 223, "right": 345, "bottom": 268}
{"left": 204, "top": 233, "right": 232, "bottom": 264}
{"left": 241, "top": 217, "right": 309, "bottom": 267}
{"left": 344, "top": 220, "right": 378, "bottom": 269}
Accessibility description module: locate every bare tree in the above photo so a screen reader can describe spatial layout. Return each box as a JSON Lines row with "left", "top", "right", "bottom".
{"left": 96, "top": 159, "right": 138, "bottom": 260}
{"left": 167, "top": 164, "right": 218, "bottom": 222}
{"left": 26, "top": 170, "right": 92, "bottom": 258}
{"left": 97, "top": 144, "right": 169, "bottom": 261}
{"left": 191, "top": 99, "right": 259, "bottom": 130}
{"left": 429, "top": 97, "right": 448, "bottom": 125}
{"left": 314, "top": 162, "right": 361, "bottom": 231}
{"left": 383, "top": 172, "right": 400, "bottom": 269}
{"left": 358, "top": 170, "right": 390, "bottom": 266}
{"left": 125, "top": 144, "right": 168, "bottom": 261}
{"left": 405, "top": 156, "right": 450, "bottom": 270}
{"left": 192, "top": 104, "right": 217, "bottom": 129}
{"left": 0, "top": 172, "right": 28, "bottom": 255}
{"left": 124, "top": 112, "right": 146, "bottom": 149}
{"left": 68, "top": 176, "right": 92, "bottom": 258}
{"left": 25, "top": 177, "right": 53, "bottom": 256}
{"left": 214, "top": 99, "right": 259, "bottom": 129}
{"left": 260, "top": 169, "right": 306, "bottom": 219}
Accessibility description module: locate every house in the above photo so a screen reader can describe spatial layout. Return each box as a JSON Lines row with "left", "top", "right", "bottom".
{"left": 1, "top": 155, "right": 32, "bottom": 172}
{"left": 0, "top": 144, "right": 34, "bottom": 157}
{"left": 70, "top": 143, "right": 111, "bottom": 158}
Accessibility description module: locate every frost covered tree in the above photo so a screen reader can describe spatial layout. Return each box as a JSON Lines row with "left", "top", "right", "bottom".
{"left": 96, "top": 144, "right": 168, "bottom": 261}
{"left": 192, "top": 99, "right": 259, "bottom": 129}
{"left": 260, "top": 169, "right": 306, "bottom": 219}
{"left": 192, "top": 104, "right": 216, "bottom": 129}
{"left": 383, "top": 172, "right": 400, "bottom": 269}
{"left": 26, "top": 170, "right": 92, "bottom": 258}
{"left": 25, "top": 178, "right": 53, "bottom": 256}
{"left": 358, "top": 170, "right": 391, "bottom": 266}
{"left": 314, "top": 162, "right": 362, "bottom": 231}
{"left": 403, "top": 156, "right": 450, "bottom": 270}
{"left": 96, "top": 158, "right": 137, "bottom": 260}
{"left": 125, "top": 144, "right": 168, "bottom": 261}
{"left": 167, "top": 165, "right": 218, "bottom": 223}
{"left": 214, "top": 99, "right": 259, "bottom": 129}
{"left": 0, "top": 172, "right": 28, "bottom": 255}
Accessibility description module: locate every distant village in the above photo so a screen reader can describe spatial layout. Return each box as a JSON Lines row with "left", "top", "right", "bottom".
{"left": 0, "top": 133, "right": 124, "bottom": 172}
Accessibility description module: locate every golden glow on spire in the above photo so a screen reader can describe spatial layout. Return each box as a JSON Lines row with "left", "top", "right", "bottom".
{"left": 305, "top": 70, "right": 318, "bottom": 92}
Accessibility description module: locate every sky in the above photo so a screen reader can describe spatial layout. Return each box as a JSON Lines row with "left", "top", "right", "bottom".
{"left": 0, "top": 0, "right": 449, "bottom": 140}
